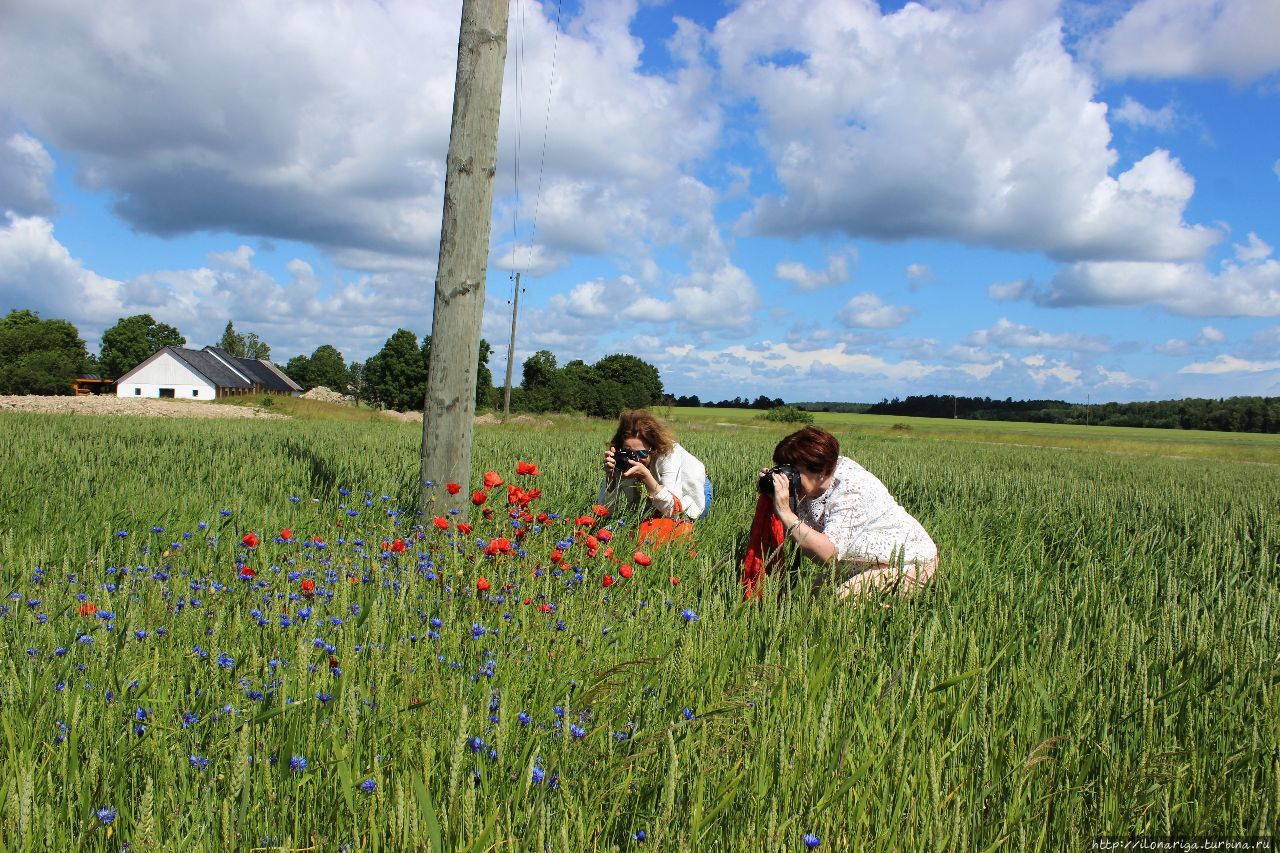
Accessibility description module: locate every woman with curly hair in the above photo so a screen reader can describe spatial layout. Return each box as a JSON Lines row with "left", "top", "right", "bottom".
{"left": 599, "top": 409, "right": 709, "bottom": 543}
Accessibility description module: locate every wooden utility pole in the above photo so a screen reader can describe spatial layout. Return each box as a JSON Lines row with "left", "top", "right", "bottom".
{"left": 421, "top": 0, "right": 510, "bottom": 518}
{"left": 502, "top": 272, "right": 520, "bottom": 417}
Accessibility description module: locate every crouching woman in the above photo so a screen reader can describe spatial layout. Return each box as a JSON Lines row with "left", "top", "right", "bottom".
{"left": 746, "top": 426, "right": 938, "bottom": 600}
{"left": 599, "top": 409, "right": 708, "bottom": 543}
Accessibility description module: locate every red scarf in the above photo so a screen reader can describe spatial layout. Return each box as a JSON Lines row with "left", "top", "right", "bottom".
{"left": 741, "top": 494, "right": 786, "bottom": 600}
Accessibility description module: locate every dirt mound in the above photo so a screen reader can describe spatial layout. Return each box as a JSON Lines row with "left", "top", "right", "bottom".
{"left": 381, "top": 409, "right": 423, "bottom": 423}
{"left": 0, "top": 395, "right": 288, "bottom": 419}
{"left": 475, "top": 413, "right": 501, "bottom": 425}
{"left": 301, "top": 386, "right": 352, "bottom": 404}
{"left": 507, "top": 414, "right": 555, "bottom": 427}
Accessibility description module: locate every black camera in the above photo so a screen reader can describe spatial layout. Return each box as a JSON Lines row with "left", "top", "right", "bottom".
{"left": 612, "top": 447, "right": 649, "bottom": 480}
{"left": 758, "top": 464, "right": 802, "bottom": 511}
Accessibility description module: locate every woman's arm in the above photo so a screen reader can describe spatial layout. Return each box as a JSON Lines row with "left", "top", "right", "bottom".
{"left": 768, "top": 471, "right": 837, "bottom": 564}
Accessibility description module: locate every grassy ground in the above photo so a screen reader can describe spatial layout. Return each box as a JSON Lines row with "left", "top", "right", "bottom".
{"left": 1, "top": 410, "right": 1275, "bottom": 850}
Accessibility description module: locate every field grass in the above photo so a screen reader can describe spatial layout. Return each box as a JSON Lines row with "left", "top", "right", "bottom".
{"left": 0, "top": 410, "right": 1276, "bottom": 850}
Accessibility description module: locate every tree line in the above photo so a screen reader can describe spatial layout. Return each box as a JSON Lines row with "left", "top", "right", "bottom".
{"left": 867, "top": 394, "right": 1280, "bottom": 434}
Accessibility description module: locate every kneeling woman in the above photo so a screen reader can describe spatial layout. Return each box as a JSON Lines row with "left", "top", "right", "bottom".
{"left": 747, "top": 426, "right": 937, "bottom": 599}
{"left": 599, "top": 409, "right": 708, "bottom": 543}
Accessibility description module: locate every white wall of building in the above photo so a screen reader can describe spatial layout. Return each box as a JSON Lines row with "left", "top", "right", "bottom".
{"left": 116, "top": 353, "right": 218, "bottom": 400}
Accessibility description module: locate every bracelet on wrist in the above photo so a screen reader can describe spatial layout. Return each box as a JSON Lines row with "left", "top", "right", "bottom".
{"left": 786, "top": 518, "right": 802, "bottom": 536}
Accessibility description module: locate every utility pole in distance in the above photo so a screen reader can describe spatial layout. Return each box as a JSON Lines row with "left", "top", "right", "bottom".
{"left": 502, "top": 272, "right": 520, "bottom": 417}
{"left": 421, "top": 0, "right": 510, "bottom": 519}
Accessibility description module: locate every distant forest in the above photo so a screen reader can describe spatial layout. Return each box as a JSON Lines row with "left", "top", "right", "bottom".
{"left": 863, "top": 394, "right": 1280, "bottom": 434}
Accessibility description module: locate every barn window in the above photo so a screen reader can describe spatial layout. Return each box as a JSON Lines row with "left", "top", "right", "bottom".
{"left": 159, "top": 388, "right": 175, "bottom": 398}
{"left": 192, "top": 390, "right": 199, "bottom": 397}
{"left": 134, "top": 388, "right": 141, "bottom": 396}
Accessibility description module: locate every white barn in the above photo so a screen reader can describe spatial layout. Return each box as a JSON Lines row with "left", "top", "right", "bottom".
{"left": 116, "top": 347, "right": 302, "bottom": 400}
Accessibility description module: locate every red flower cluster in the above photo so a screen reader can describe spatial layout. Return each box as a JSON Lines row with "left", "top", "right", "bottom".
{"left": 300, "top": 578, "right": 316, "bottom": 597}
{"left": 484, "top": 537, "right": 514, "bottom": 557}
{"left": 433, "top": 517, "right": 449, "bottom": 531}
{"left": 239, "top": 566, "right": 256, "bottom": 579}
{"left": 242, "top": 532, "right": 259, "bottom": 548}
{"left": 472, "top": 491, "right": 487, "bottom": 506}
{"left": 280, "top": 528, "right": 293, "bottom": 541}
{"left": 446, "top": 482, "right": 462, "bottom": 495}
{"left": 476, "top": 576, "right": 491, "bottom": 593}
{"left": 515, "top": 460, "right": 539, "bottom": 476}
{"left": 79, "top": 601, "right": 97, "bottom": 617}
{"left": 483, "top": 471, "right": 504, "bottom": 489}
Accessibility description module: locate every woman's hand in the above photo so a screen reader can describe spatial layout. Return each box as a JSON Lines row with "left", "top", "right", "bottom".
{"left": 604, "top": 447, "right": 617, "bottom": 477}
{"left": 761, "top": 468, "right": 798, "bottom": 527}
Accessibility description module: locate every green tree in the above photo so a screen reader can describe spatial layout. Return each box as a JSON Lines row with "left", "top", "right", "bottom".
{"left": 520, "top": 350, "right": 558, "bottom": 412}
{"left": 218, "top": 321, "right": 247, "bottom": 357}
{"left": 0, "top": 309, "right": 90, "bottom": 395}
{"left": 347, "top": 360, "right": 365, "bottom": 404}
{"left": 364, "top": 329, "right": 428, "bottom": 411}
{"left": 283, "top": 354, "right": 312, "bottom": 389}
{"left": 244, "top": 332, "right": 270, "bottom": 360}
{"left": 476, "top": 339, "right": 494, "bottom": 409}
{"left": 98, "top": 314, "right": 186, "bottom": 378}
{"left": 307, "top": 344, "right": 349, "bottom": 391}
{"left": 593, "top": 353, "right": 663, "bottom": 410}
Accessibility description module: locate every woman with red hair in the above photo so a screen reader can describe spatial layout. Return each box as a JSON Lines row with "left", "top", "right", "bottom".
{"left": 745, "top": 426, "right": 937, "bottom": 599}
{"left": 599, "top": 409, "right": 708, "bottom": 543}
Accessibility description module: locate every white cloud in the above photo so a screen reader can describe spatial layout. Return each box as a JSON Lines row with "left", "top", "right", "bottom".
{"left": 905, "top": 263, "right": 934, "bottom": 290}
{"left": 1041, "top": 244, "right": 1280, "bottom": 315}
{"left": 0, "top": 0, "right": 721, "bottom": 273}
{"left": 1088, "top": 0, "right": 1280, "bottom": 84}
{"left": 988, "top": 279, "right": 1033, "bottom": 301}
{"left": 0, "top": 212, "right": 445, "bottom": 359}
{"left": 836, "top": 292, "right": 914, "bottom": 329}
{"left": 1196, "top": 325, "right": 1225, "bottom": 344}
{"left": 718, "top": 340, "right": 940, "bottom": 383}
{"left": 1178, "top": 354, "right": 1280, "bottom": 375}
{"left": 0, "top": 130, "right": 56, "bottom": 216}
{"left": 774, "top": 251, "right": 852, "bottom": 292}
{"left": 1234, "top": 232, "right": 1273, "bottom": 263}
{"left": 714, "top": 0, "right": 1219, "bottom": 263}
{"left": 1154, "top": 338, "right": 1191, "bottom": 356}
{"left": 1110, "top": 96, "right": 1176, "bottom": 132}
{"left": 1026, "top": 358, "right": 1083, "bottom": 388}
{"left": 968, "top": 317, "right": 1112, "bottom": 353}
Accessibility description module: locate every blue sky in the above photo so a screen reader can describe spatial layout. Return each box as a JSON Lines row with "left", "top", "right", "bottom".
{"left": 1, "top": 0, "right": 1278, "bottom": 403}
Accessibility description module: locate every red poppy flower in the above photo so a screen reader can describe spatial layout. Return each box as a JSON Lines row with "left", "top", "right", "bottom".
{"left": 457, "top": 523, "right": 472, "bottom": 535}
{"left": 597, "top": 529, "right": 613, "bottom": 541}
{"left": 242, "top": 532, "right": 259, "bottom": 548}
{"left": 538, "top": 603, "right": 553, "bottom": 613}
{"left": 329, "top": 655, "right": 340, "bottom": 670}
{"left": 633, "top": 550, "right": 652, "bottom": 567}
{"left": 313, "top": 537, "right": 325, "bottom": 546}
{"left": 433, "top": 516, "right": 449, "bottom": 531}
{"left": 281, "top": 528, "right": 292, "bottom": 540}
{"left": 446, "top": 482, "right": 462, "bottom": 495}
{"left": 239, "top": 566, "right": 256, "bottom": 579}
{"left": 515, "top": 460, "right": 539, "bottom": 476}
{"left": 593, "top": 504, "right": 610, "bottom": 517}
{"left": 536, "top": 512, "right": 549, "bottom": 523}
{"left": 482, "top": 508, "right": 493, "bottom": 519}
{"left": 390, "top": 538, "right": 407, "bottom": 554}
{"left": 619, "top": 564, "right": 633, "bottom": 579}
{"left": 476, "top": 576, "right": 491, "bottom": 592}
{"left": 300, "top": 578, "right": 316, "bottom": 596}
{"left": 602, "top": 574, "right": 615, "bottom": 587}
{"left": 79, "top": 601, "right": 97, "bottom": 617}
{"left": 348, "top": 576, "right": 360, "bottom": 584}
{"left": 585, "top": 535, "right": 600, "bottom": 551}
{"left": 670, "top": 576, "right": 679, "bottom": 586}
{"left": 483, "top": 471, "right": 503, "bottom": 489}
{"left": 472, "top": 490, "right": 487, "bottom": 506}
{"left": 550, "top": 549, "right": 565, "bottom": 564}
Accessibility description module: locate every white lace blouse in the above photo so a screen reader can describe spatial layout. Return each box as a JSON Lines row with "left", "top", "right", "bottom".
{"left": 797, "top": 456, "right": 936, "bottom": 566}
{"left": 597, "top": 443, "right": 708, "bottom": 520}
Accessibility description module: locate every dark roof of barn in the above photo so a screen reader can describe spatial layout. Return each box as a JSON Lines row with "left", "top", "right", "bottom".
{"left": 203, "top": 347, "right": 297, "bottom": 393}
{"left": 168, "top": 347, "right": 253, "bottom": 389}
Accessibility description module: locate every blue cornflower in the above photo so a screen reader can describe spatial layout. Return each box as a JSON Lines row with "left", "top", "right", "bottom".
{"left": 77, "top": 634, "right": 94, "bottom": 645}
{"left": 360, "top": 778, "right": 377, "bottom": 794}
{"left": 317, "top": 692, "right": 334, "bottom": 703}
{"left": 518, "top": 711, "right": 531, "bottom": 726}
{"left": 96, "top": 806, "right": 117, "bottom": 824}
{"left": 116, "top": 531, "right": 128, "bottom": 538}
{"left": 182, "top": 711, "right": 199, "bottom": 728}
{"left": 680, "top": 608, "right": 698, "bottom": 623}
{"left": 682, "top": 707, "right": 696, "bottom": 720}
{"left": 570, "top": 724, "right": 587, "bottom": 739}
{"left": 633, "top": 829, "right": 646, "bottom": 843}
{"left": 803, "top": 834, "right": 820, "bottom": 849}
{"left": 134, "top": 707, "right": 149, "bottom": 722}
{"left": 289, "top": 755, "right": 308, "bottom": 773}
{"left": 134, "top": 629, "right": 148, "bottom": 640}
{"left": 189, "top": 754, "right": 209, "bottom": 770}
{"left": 217, "top": 652, "right": 235, "bottom": 668}
{"left": 531, "top": 764, "right": 545, "bottom": 784}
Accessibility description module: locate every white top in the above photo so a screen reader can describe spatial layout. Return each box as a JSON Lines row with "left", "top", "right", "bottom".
{"left": 797, "top": 456, "right": 937, "bottom": 566}
{"left": 598, "top": 443, "right": 707, "bottom": 520}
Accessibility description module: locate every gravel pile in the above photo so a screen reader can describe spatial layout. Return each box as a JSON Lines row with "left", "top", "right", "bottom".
{"left": 0, "top": 395, "right": 289, "bottom": 419}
